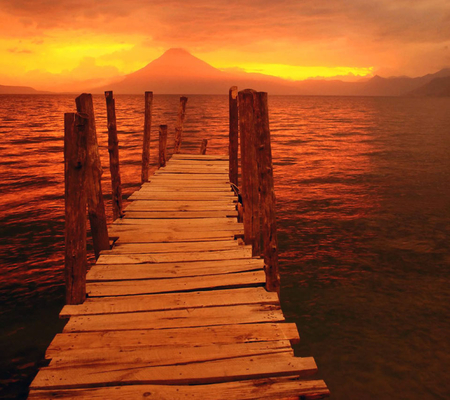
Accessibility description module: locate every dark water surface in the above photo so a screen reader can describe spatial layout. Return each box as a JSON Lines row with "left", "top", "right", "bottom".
{"left": 1, "top": 94, "right": 449, "bottom": 399}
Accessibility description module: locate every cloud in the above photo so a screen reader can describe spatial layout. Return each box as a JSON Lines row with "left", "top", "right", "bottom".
{"left": 0, "top": 0, "right": 449, "bottom": 81}
{"left": 8, "top": 47, "right": 32, "bottom": 54}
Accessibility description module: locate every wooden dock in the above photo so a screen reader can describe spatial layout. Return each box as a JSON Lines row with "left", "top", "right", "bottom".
{"left": 28, "top": 154, "right": 329, "bottom": 399}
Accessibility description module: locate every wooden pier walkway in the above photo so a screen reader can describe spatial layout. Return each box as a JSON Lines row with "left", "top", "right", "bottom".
{"left": 28, "top": 154, "right": 329, "bottom": 399}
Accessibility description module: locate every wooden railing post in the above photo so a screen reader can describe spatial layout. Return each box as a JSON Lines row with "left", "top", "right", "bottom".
{"left": 200, "top": 139, "right": 208, "bottom": 155}
{"left": 238, "top": 89, "right": 260, "bottom": 256}
{"left": 254, "top": 92, "right": 280, "bottom": 293}
{"left": 105, "top": 91, "right": 124, "bottom": 220}
{"left": 64, "top": 112, "right": 88, "bottom": 305}
{"left": 141, "top": 91, "right": 153, "bottom": 183}
{"left": 75, "top": 93, "right": 110, "bottom": 259}
{"left": 159, "top": 125, "right": 168, "bottom": 168}
{"left": 229, "top": 86, "right": 239, "bottom": 185}
{"left": 173, "top": 96, "right": 188, "bottom": 154}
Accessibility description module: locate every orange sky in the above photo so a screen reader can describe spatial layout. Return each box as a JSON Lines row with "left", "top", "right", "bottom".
{"left": 1, "top": 0, "right": 449, "bottom": 91}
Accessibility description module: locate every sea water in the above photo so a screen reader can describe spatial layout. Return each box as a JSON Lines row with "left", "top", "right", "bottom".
{"left": 1, "top": 94, "right": 449, "bottom": 399}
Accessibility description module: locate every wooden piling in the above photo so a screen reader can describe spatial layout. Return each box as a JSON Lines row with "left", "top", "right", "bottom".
{"left": 64, "top": 112, "right": 88, "bottom": 305}
{"left": 229, "top": 86, "right": 239, "bottom": 186}
{"left": 200, "top": 139, "right": 208, "bottom": 155}
{"left": 173, "top": 96, "right": 188, "bottom": 154}
{"left": 141, "top": 91, "right": 153, "bottom": 183}
{"left": 238, "top": 89, "right": 260, "bottom": 257}
{"left": 105, "top": 91, "right": 124, "bottom": 220}
{"left": 75, "top": 93, "right": 110, "bottom": 260}
{"left": 254, "top": 92, "right": 280, "bottom": 293}
{"left": 159, "top": 125, "right": 168, "bottom": 168}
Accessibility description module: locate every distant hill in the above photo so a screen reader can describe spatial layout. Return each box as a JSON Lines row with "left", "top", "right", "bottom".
{"left": 93, "top": 49, "right": 450, "bottom": 96}
{"left": 0, "top": 84, "right": 47, "bottom": 94}
{"left": 408, "top": 76, "right": 450, "bottom": 97}
{"left": 93, "top": 48, "right": 307, "bottom": 95}
{"left": 355, "top": 68, "right": 450, "bottom": 96}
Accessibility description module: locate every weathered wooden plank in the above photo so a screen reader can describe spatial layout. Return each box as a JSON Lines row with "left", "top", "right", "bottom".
{"left": 30, "top": 353, "right": 316, "bottom": 389}
{"left": 29, "top": 377, "right": 329, "bottom": 400}
{"left": 97, "top": 247, "right": 253, "bottom": 264}
{"left": 46, "top": 323, "right": 300, "bottom": 357}
{"left": 167, "top": 160, "right": 229, "bottom": 166}
{"left": 141, "top": 185, "right": 232, "bottom": 193}
{"left": 148, "top": 176, "right": 230, "bottom": 183}
{"left": 111, "top": 230, "right": 243, "bottom": 243}
{"left": 139, "top": 185, "right": 233, "bottom": 192}
{"left": 159, "top": 167, "right": 229, "bottom": 174}
{"left": 61, "top": 287, "right": 276, "bottom": 317}
{"left": 124, "top": 200, "right": 236, "bottom": 211}
{"left": 49, "top": 340, "right": 292, "bottom": 369}
{"left": 87, "top": 270, "right": 265, "bottom": 296}
{"left": 129, "top": 192, "right": 236, "bottom": 201}
{"left": 113, "top": 217, "right": 240, "bottom": 227}
{"left": 161, "top": 163, "right": 228, "bottom": 169}
{"left": 134, "top": 187, "right": 233, "bottom": 193}
{"left": 109, "top": 239, "right": 241, "bottom": 253}
{"left": 123, "top": 210, "right": 238, "bottom": 219}
{"left": 110, "top": 223, "right": 243, "bottom": 235}
{"left": 86, "top": 258, "right": 264, "bottom": 281}
{"left": 149, "top": 172, "right": 229, "bottom": 178}
{"left": 153, "top": 172, "right": 230, "bottom": 179}
{"left": 63, "top": 303, "right": 284, "bottom": 332}
{"left": 133, "top": 190, "right": 235, "bottom": 198}
{"left": 171, "top": 154, "right": 228, "bottom": 160}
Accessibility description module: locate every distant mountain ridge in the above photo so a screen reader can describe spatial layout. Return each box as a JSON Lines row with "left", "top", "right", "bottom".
{"left": 93, "top": 48, "right": 299, "bottom": 94}
{"left": 408, "top": 76, "right": 450, "bottom": 97}
{"left": 92, "top": 49, "right": 450, "bottom": 96}
{"left": 4, "top": 49, "right": 450, "bottom": 96}
{"left": 0, "top": 84, "right": 48, "bottom": 94}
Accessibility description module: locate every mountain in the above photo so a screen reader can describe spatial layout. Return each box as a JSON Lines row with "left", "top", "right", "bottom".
{"left": 93, "top": 48, "right": 301, "bottom": 94}
{"left": 355, "top": 68, "right": 450, "bottom": 96}
{"left": 408, "top": 76, "right": 450, "bottom": 97}
{"left": 88, "top": 49, "right": 450, "bottom": 96}
{"left": 0, "top": 84, "right": 46, "bottom": 94}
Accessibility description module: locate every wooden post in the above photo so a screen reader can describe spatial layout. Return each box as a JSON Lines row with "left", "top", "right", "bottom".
{"left": 105, "top": 91, "right": 124, "bottom": 220}
{"left": 141, "top": 91, "right": 153, "bottom": 183}
{"left": 159, "top": 125, "right": 168, "bottom": 168}
{"left": 200, "top": 139, "right": 208, "bottom": 155}
{"left": 64, "top": 112, "right": 88, "bottom": 305}
{"left": 75, "top": 93, "right": 110, "bottom": 259}
{"left": 229, "top": 86, "right": 239, "bottom": 185}
{"left": 173, "top": 96, "right": 188, "bottom": 154}
{"left": 238, "top": 89, "right": 260, "bottom": 257}
{"left": 255, "top": 92, "right": 280, "bottom": 293}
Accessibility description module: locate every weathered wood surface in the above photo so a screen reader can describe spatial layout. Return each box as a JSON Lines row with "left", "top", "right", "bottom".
{"left": 239, "top": 89, "right": 261, "bottom": 257}
{"left": 200, "top": 138, "right": 208, "bottom": 154}
{"left": 46, "top": 323, "right": 300, "bottom": 356}
{"left": 30, "top": 154, "right": 328, "bottom": 399}
{"left": 104, "top": 91, "right": 124, "bottom": 220}
{"left": 158, "top": 124, "right": 168, "bottom": 168}
{"left": 29, "top": 377, "right": 329, "bottom": 399}
{"left": 75, "top": 93, "right": 109, "bottom": 259}
{"left": 31, "top": 353, "right": 317, "bottom": 389}
{"left": 173, "top": 96, "right": 188, "bottom": 154}
{"left": 229, "top": 86, "right": 239, "bottom": 185}
{"left": 255, "top": 91, "right": 280, "bottom": 293}
{"left": 86, "top": 258, "right": 264, "bottom": 281}
{"left": 141, "top": 91, "right": 153, "bottom": 183}
{"left": 64, "top": 113, "right": 88, "bottom": 305}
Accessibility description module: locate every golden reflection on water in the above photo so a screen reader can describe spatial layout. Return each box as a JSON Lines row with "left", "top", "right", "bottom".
{"left": 1, "top": 94, "right": 450, "bottom": 399}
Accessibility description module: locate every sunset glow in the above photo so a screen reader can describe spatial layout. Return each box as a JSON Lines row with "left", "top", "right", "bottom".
{"left": 0, "top": 0, "right": 449, "bottom": 92}
{"left": 220, "top": 63, "right": 375, "bottom": 81}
